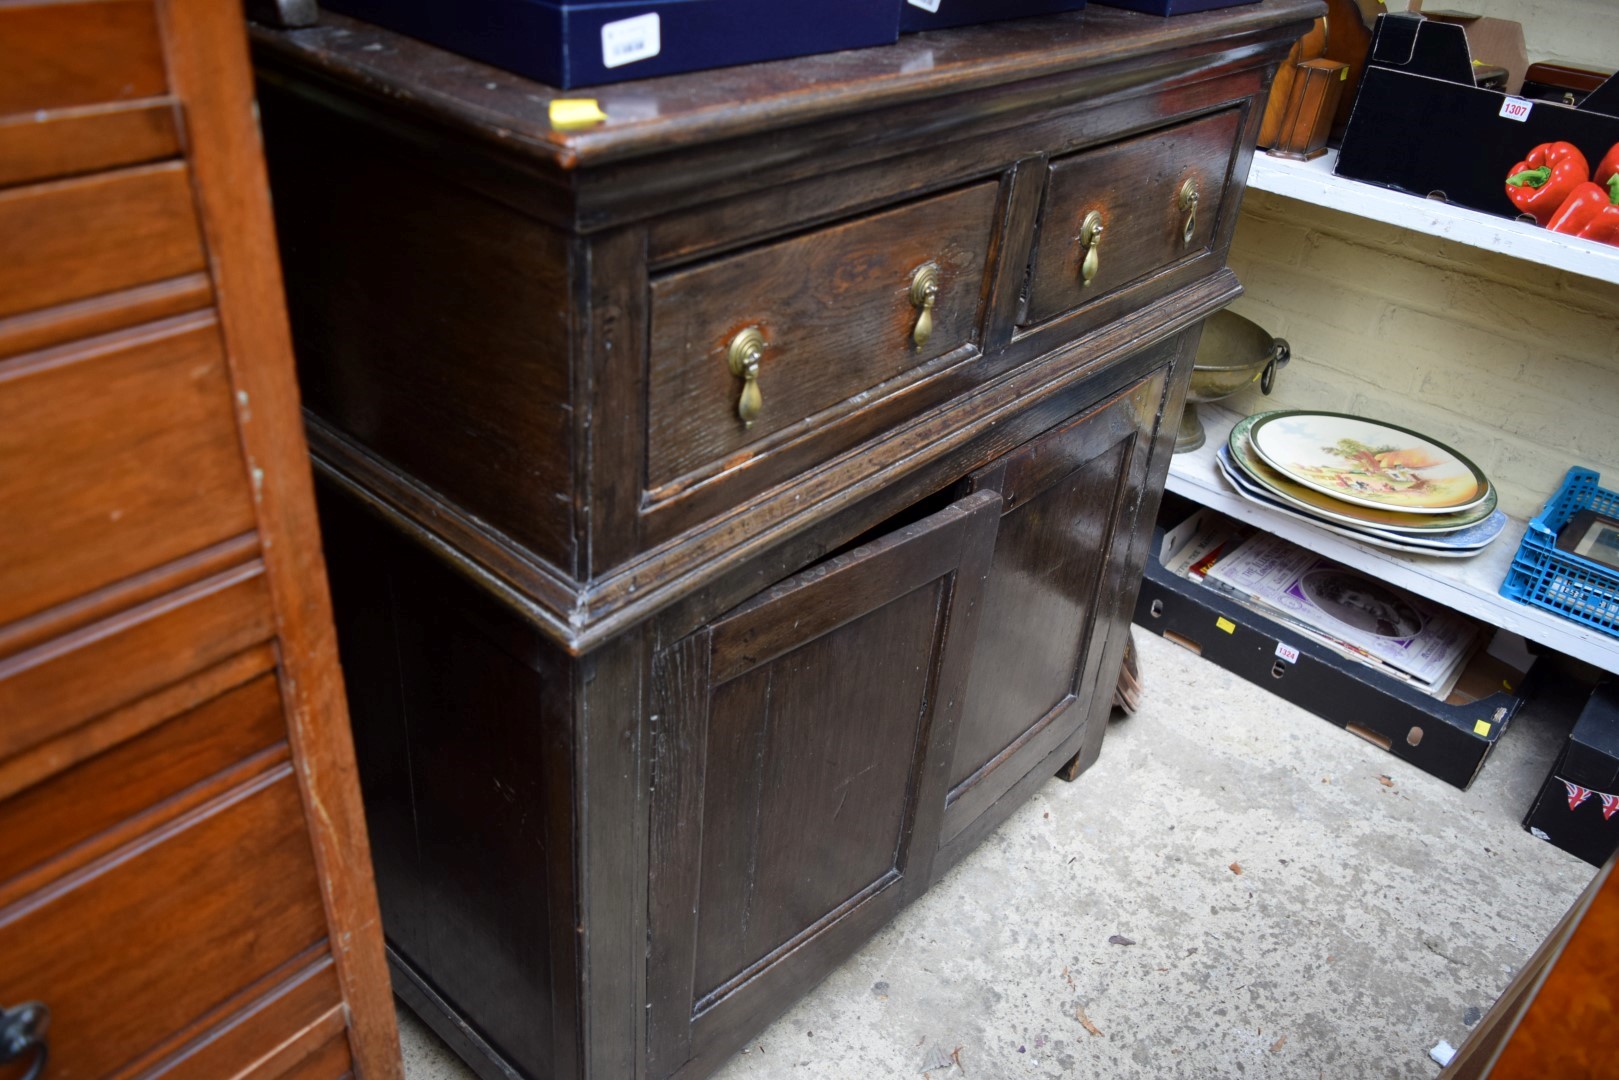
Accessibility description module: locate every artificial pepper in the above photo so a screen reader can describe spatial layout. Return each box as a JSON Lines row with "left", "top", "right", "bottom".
{"left": 1597, "top": 141, "right": 1619, "bottom": 187}
{"left": 1547, "top": 173, "right": 1619, "bottom": 246}
{"left": 1504, "top": 141, "right": 1590, "bottom": 226}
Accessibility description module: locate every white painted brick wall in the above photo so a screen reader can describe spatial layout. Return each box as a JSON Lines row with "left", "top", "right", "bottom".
{"left": 1392, "top": 0, "right": 1619, "bottom": 70}
{"left": 1221, "top": 191, "right": 1619, "bottom": 521}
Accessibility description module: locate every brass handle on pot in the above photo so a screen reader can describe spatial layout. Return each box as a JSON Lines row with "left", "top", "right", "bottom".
{"left": 909, "top": 262, "right": 940, "bottom": 348}
{"left": 1179, "top": 178, "right": 1200, "bottom": 246}
{"left": 1078, "top": 211, "right": 1104, "bottom": 287}
{"left": 1261, "top": 337, "right": 1289, "bottom": 395}
{"left": 727, "top": 326, "right": 766, "bottom": 429}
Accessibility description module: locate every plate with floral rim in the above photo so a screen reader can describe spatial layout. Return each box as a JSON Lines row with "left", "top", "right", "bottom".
{"left": 1228, "top": 414, "right": 1495, "bottom": 532}
{"left": 1248, "top": 410, "right": 1492, "bottom": 514}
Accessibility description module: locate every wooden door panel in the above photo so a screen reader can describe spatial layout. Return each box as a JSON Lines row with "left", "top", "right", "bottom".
{"left": 941, "top": 372, "right": 1167, "bottom": 851}
{"left": 694, "top": 581, "right": 944, "bottom": 1000}
{"left": 648, "top": 490, "right": 1001, "bottom": 1078}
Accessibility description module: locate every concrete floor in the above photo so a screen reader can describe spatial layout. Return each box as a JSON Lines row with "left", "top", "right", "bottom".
{"left": 397, "top": 631, "right": 1598, "bottom": 1080}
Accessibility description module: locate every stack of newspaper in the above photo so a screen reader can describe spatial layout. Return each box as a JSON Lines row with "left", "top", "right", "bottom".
{"left": 1165, "top": 513, "right": 1482, "bottom": 700}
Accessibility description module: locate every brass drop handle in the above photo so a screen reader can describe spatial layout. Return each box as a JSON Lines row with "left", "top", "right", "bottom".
{"left": 1078, "top": 211, "right": 1104, "bottom": 287}
{"left": 1179, "top": 178, "right": 1200, "bottom": 246}
{"left": 0, "top": 1001, "right": 50, "bottom": 1080}
{"left": 909, "top": 262, "right": 940, "bottom": 348}
{"left": 727, "top": 326, "right": 766, "bottom": 429}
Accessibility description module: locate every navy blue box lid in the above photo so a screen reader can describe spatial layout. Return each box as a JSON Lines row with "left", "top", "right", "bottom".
{"left": 321, "top": 0, "right": 899, "bottom": 89}
{"left": 899, "top": 0, "right": 1087, "bottom": 33}
{"left": 1092, "top": 0, "right": 1259, "bottom": 15}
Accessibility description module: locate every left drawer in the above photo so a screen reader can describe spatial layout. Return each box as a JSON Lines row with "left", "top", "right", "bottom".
{"left": 645, "top": 180, "right": 1001, "bottom": 500}
{"left": 0, "top": 767, "right": 330, "bottom": 1080}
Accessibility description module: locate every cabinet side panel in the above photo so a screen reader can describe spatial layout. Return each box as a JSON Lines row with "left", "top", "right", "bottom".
{"left": 319, "top": 486, "right": 578, "bottom": 1080}
{"left": 258, "top": 87, "right": 576, "bottom": 573}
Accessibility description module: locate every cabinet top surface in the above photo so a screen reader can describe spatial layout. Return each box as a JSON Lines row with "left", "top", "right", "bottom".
{"left": 251, "top": 0, "right": 1319, "bottom": 169}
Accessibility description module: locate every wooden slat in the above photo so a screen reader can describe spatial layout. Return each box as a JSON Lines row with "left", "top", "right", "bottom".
{"left": 0, "top": 673, "right": 287, "bottom": 901}
{"left": 0, "top": 98, "right": 180, "bottom": 188}
{"left": 0, "top": 768, "right": 329, "bottom": 1080}
{"left": 0, "top": 315, "right": 257, "bottom": 627}
{"left": 0, "top": 271, "right": 212, "bottom": 361}
{"left": 0, "top": 0, "right": 166, "bottom": 114}
{"left": 116, "top": 947, "right": 338, "bottom": 1079}
{"left": 0, "top": 644, "right": 277, "bottom": 804}
{"left": 158, "top": 0, "right": 405, "bottom": 1072}
{"left": 130, "top": 954, "right": 346, "bottom": 1079}
{"left": 0, "top": 532, "right": 258, "bottom": 661}
{"left": 0, "top": 563, "right": 275, "bottom": 761}
{"left": 0, "top": 161, "right": 206, "bottom": 319}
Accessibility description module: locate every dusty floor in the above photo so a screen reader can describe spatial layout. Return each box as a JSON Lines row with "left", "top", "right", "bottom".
{"left": 396, "top": 630, "right": 1598, "bottom": 1079}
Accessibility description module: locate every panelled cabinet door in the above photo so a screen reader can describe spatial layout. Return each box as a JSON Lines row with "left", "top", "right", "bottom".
{"left": 647, "top": 490, "right": 1002, "bottom": 1077}
{"left": 938, "top": 370, "right": 1169, "bottom": 861}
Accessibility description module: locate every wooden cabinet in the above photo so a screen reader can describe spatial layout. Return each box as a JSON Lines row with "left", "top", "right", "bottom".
{"left": 252, "top": 3, "right": 1317, "bottom": 1078}
{"left": 0, "top": 1, "right": 397, "bottom": 1076}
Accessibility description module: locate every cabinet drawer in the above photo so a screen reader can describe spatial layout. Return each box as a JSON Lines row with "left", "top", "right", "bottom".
{"left": 0, "top": 768, "right": 329, "bottom": 1080}
{"left": 0, "top": 314, "right": 257, "bottom": 627}
{"left": 1024, "top": 109, "right": 1243, "bottom": 327}
{"left": 646, "top": 181, "right": 1000, "bottom": 494}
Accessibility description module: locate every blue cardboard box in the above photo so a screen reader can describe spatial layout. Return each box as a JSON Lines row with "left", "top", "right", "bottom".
{"left": 899, "top": 0, "right": 1087, "bottom": 34}
{"left": 320, "top": 0, "right": 900, "bottom": 89}
{"left": 1093, "top": 0, "right": 1258, "bottom": 15}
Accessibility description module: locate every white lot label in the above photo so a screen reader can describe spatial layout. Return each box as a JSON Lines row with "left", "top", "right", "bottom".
{"left": 1498, "top": 96, "right": 1533, "bottom": 122}
{"left": 1275, "top": 642, "right": 1300, "bottom": 664}
{"left": 908, "top": 0, "right": 943, "bottom": 11}
{"left": 602, "top": 13, "right": 661, "bottom": 69}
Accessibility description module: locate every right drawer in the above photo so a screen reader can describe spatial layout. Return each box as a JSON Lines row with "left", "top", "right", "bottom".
{"left": 1024, "top": 108, "right": 1244, "bottom": 327}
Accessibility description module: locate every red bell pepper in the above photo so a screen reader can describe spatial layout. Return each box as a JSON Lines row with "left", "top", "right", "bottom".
{"left": 1547, "top": 174, "right": 1619, "bottom": 246}
{"left": 1504, "top": 141, "right": 1590, "bottom": 225}
{"left": 1598, "top": 142, "right": 1619, "bottom": 187}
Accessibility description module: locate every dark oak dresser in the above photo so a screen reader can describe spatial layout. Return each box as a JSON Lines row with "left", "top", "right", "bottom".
{"left": 249, "top": 4, "right": 1318, "bottom": 1078}
{"left": 0, "top": 1, "right": 398, "bottom": 1077}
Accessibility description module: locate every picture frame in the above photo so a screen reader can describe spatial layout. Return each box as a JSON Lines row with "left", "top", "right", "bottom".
{"left": 1555, "top": 508, "right": 1619, "bottom": 572}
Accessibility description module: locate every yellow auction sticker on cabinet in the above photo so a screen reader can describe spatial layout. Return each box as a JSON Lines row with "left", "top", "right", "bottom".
{"left": 1474, "top": 720, "right": 1492, "bottom": 737}
{"left": 1216, "top": 617, "right": 1236, "bottom": 634}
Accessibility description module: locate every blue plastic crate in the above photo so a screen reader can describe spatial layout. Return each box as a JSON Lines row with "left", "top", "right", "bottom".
{"left": 1500, "top": 467, "right": 1619, "bottom": 638}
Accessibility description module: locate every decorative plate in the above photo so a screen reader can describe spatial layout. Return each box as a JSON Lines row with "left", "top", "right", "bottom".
{"left": 1216, "top": 446, "right": 1507, "bottom": 557}
{"left": 1228, "top": 414, "right": 1495, "bottom": 532}
{"left": 1247, "top": 411, "right": 1492, "bottom": 513}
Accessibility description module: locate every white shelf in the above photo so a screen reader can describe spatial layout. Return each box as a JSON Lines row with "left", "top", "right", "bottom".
{"left": 1166, "top": 405, "right": 1619, "bottom": 676}
{"left": 1247, "top": 148, "right": 1619, "bottom": 286}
